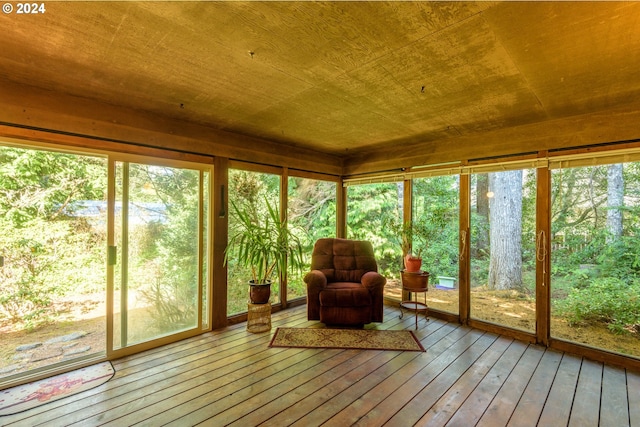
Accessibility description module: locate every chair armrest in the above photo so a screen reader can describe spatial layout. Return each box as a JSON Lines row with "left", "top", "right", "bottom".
{"left": 362, "top": 271, "right": 386, "bottom": 322}
{"left": 361, "top": 271, "right": 386, "bottom": 291}
{"left": 304, "top": 270, "right": 328, "bottom": 290}
{"left": 304, "top": 270, "right": 327, "bottom": 320}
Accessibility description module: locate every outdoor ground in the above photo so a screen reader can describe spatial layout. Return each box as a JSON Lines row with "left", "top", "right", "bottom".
{"left": 2, "top": 284, "right": 639, "bottom": 379}
{"left": 385, "top": 279, "right": 640, "bottom": 358}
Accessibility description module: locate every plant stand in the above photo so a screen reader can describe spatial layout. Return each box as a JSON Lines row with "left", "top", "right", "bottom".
{"left": 399, "top": 270, "right": 429, "bottom": 330}
{"left": 247, "top": 302, "right": 272, "bottom": 333}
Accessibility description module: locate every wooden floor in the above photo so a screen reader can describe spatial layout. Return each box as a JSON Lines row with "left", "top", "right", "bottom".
{"left": 3, "top": 304, "right": 640, "bottom": 427}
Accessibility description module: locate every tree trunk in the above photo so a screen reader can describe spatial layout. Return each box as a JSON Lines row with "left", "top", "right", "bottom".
{"left": 606, "top": 163, "right": 623, "bottom": 241}
{"left": 488, "top": 170, "right": 523, "bottom": 290}
{"left": 474, "top": 173, "right": 490, "bottom": 258}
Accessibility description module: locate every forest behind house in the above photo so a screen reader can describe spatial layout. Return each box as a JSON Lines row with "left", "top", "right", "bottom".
{"left": 2, "top": 146, "right": 640, "bottom": 375}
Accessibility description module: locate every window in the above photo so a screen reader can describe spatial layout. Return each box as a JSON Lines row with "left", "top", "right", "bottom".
{"left": 111, "top": 160, "right": 210, "bottom": 349}
{"left": 0, "top": 142, "right": 212, "bottom": 385}
{"left": 227, "top": 169, "right": 280, "bottom": 315}
{"left": 469, "top": 169, "right": 537, "bottom": 332}
{"left": 287, "top": 176, "right": 337, "bottom": 301}
{"left": 550, "top": 158, "right": 640, "bottom": 358}
{"left": 413, "top": 175, "right": 460, "bottom": 314}
{"left": 347, "top": 182, "right": 404, "bottom": 299}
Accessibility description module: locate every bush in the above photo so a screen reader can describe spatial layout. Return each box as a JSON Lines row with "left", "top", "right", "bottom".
{"left": 556, "top": 277, "right": 640, "bottom": 334}
{"left": 596, "top": 234, "right": 640, "bottom": 279}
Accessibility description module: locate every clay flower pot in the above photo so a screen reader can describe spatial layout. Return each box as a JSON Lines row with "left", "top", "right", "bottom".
{"left": 404, "top": 255, "right": 422, "bottom": 273}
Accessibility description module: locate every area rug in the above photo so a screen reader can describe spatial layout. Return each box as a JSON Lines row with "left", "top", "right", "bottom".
{"left": 269, "top": 328, "right": 425, "bottom": 352}
{"left": 0, "top": 361, "right": 114, "bottom": 416}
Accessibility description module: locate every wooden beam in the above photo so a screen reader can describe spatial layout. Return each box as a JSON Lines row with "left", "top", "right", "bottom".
{"left": 280, "top": 167, "right": 289, "bottom": 309}
{"left": 211, "top": 157, "right": 229, "bottom": 329}
{"left": 337, "top": 183, "right": 346, "bottom": 238}
{"left": 459, "top": 173, "right": 471, "bottom": 325}
{"left": 343, "top": 104, "right": 640, "bottom": 175}
{"left": 536, "top": 163, "right": 551, "bottom": 346}
{"left": 0, "top": 79, "right": 343, "bottom": 175}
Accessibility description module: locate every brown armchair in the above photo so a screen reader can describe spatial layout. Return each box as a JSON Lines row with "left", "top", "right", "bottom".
{"left": 304, "top": 238, "right": 386, "bottom": 326}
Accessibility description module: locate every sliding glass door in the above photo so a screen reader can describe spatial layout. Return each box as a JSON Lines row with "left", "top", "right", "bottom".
{"left": 469, "top": 169, "right": 538, "bottom": 332}
{"left": 0, "top": 144, "right": 108, "bottom": 382}
{"left": 550, "top": 157, "right": 640, "bottom": 358}
{"left": 110, "top": 160, "right": 210, "bottom": 350}
{"left": 0, "top": 142, "right": 212, "bottom": 385}
{"left": 413, "top": 175, "right": 460, "bottom": 314}
{"left": 287, "top": 176, "right": 337, "bottom": 301}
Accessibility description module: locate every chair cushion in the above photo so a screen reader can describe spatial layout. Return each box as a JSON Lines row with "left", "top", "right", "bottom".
{"left": 311, "top": 238, "right": 378, "bottom": 283}
{"left": 319, "top": 282, "right": 371, "bottom": 308}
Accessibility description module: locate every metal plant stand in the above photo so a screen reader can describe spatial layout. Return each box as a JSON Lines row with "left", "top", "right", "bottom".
{"left": 399, "top": 270, "right": 430, "bottom": 330}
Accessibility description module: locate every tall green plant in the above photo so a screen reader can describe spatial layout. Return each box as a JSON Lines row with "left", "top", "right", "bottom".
{"left": 225, "top": 199, "right": 304, "bottom": 284}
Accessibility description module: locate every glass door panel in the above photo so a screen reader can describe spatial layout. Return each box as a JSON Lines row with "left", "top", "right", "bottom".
{"left": 470, "top": 170, "right": 537, "bottom": 332}
{"left": 346, "top": 182, "right": 403, "bottom": 299}
{"left": 551, "top": 162, "right": 640, "bottom": 358}
{"left": 287, "top": 177, "right": 337, "bottom": 301}
{"left": 0, "top": 144, "right": 107, "bottom": 381}
{"left": 112, "top": 161, "right": 206, "bottom": 349}
{"left": 227, "top": 169, "right": 281, "bottom": 315}
{"left": 413, "top": 175, "right": 460, "bottom": 314}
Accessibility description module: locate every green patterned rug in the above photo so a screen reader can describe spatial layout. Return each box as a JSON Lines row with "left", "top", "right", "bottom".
{"left": 269, "top": 327, "right": 425, "bottom": 352}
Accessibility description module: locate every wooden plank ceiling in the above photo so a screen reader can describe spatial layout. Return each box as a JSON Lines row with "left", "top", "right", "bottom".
{"left": 3, "top": 1, "right": 640, "bottom": 168}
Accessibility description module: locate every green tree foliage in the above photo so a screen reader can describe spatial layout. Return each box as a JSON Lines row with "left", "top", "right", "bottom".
{"left": 346, "top": 177, "right": 459, "bottom": 280}
{"left": 552, "top": 163, "right": 640, "bottom": 339}
{"left": 0, "top": 147, "right": 105, "bottom": 225}
{"left": 0, "top": 146, "right": 107, "bottom": 328}
{"left": 287, "top": 177, "right": 336, "bottom": 298}
{"left": 347, "top": 183, "right": 402, "bottom": 277}
{"left": 413, "top": 176, "right": 460, "bottom": 279}
{"left": 131, "top": 165, "right": 202, "bottom": 332}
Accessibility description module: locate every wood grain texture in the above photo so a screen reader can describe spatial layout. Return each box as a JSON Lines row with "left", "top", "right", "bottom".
{"left": 1, "top": 304, "right": 638, "bottom": 427}
{"left": 4, "top": 2, "right": 640, "bottom": 166}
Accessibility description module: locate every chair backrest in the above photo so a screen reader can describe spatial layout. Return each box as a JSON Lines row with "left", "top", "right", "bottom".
{"left": 310, "top": 238, "right": 378, "bottom": 282}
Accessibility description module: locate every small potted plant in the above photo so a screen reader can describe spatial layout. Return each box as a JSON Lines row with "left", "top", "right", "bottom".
{"left": 399, "top": 220, "right": 425, "bottom": 273}
{"left": 404, "top": 250, "right": 423, "bottom": 273}
{"left": 225, "top": 198, "right": 304, "bottom": 304}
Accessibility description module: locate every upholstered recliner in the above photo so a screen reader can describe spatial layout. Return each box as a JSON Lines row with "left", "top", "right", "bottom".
{"left": 304, "top": 238, "right": 386, "bottom": 326}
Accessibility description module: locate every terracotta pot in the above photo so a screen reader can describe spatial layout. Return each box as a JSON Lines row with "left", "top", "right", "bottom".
{"left": 249, "top": 280, "right": 271, "bottom": 304}
{"left": 404, "top": 255, "right": 422, "bottom": 273}
{"left": 401, "top": 270, "right": 430, "bottom": 291}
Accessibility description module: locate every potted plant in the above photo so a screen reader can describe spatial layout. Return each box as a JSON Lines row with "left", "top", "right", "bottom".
{"left": 225, "top": 198, "right": 304, "bottom": 304}
{"left": 404, "top": 250, "right": 423, "bottom": 273}
{"left": 399, "top": 220, "right": 426, "bottom": 273}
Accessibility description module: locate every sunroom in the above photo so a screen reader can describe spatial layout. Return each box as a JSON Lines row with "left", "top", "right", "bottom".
{"left": 2, "top": 1, "right": 640, "bottom": 424}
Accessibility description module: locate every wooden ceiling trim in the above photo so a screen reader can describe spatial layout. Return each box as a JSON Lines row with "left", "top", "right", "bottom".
{"left": 342, "top": 104, "right": 640, "bottom": 176}
{"left": 0, "top": 79, "right": 343, "bottom": 176}
{"left": 0, "top": 125, "right": 213, "bottom": 165}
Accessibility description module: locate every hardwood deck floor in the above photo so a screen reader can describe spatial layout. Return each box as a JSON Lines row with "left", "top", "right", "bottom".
{"left": 3, "top": 304, "right": 640, "bottom": 427}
